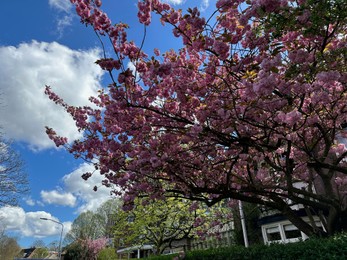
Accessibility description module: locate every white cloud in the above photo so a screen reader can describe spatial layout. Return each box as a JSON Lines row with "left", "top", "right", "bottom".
{"left": 164, "top": 0, "right": 186, "bottom": 5}
{"left": 162, "top": 0, "right": 210, "bottom": 10}
{"left": 24, "top": 197, "right": 36, "bottom": 206}
{"left": 200, "top": 0, "right": 210, "bottom": 11}
{"left": 0, "top": 206, "right": 71, "bottom": 238}
{"left": 48, "top": 0, "right": 74, "bottom": 36}
{"left": 41, "top": 190, "right": 76, "bottom": 207}
{"left": 0, "top": 41, "right": 104, "bottom": 150}
{"left": 49, "top": 0, "right": 72, "bottom": 13}
{"left": 0, "top": 164, "right": 116, "bottom": 239}
{"left": 61, "top": 162, "right": 115, "bottom": 213}
{"left": 56, "top": 14, "right": 74, "bottom": 37}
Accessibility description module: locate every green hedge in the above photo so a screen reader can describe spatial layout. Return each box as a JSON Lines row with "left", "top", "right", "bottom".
{"left": 148, "top": 254, "right": 179, "bottom": 260}
{"left": 148, "top": 233, "right": 347, "bottom": 260}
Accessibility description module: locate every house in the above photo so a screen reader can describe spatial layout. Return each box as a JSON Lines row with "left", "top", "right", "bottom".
{"left": 15, "top": 247, "right": 59, "bottom": 259}
{"left": 257, "top": 182, "right": 327, "bottom": 244}
{"left": 117, "top": 244, "right": 153, "bottom": 259}
{"left": 258, "top": 208, "right": 325, "bottom": 244}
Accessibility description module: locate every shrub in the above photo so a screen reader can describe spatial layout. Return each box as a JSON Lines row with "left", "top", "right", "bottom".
{"left": 185, "top": 233, "right": 347, "bottom": 260}
{"left": 147, "top": 233, "right": 347, "bottom": 260}
{"left": 148, "top": 253, "right": 179, "bottom": 260}
{"left": 97, "top": 247, "right": 117, "bottom": 260}
{"left": 63, "top": 242, "right": 87, "bottom": 260}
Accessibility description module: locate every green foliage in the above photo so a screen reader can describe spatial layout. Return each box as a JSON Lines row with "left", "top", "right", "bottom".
{"left": 112, "top": 198, "right": 214, "bottom": 255}
{"left": 30, "top": 247, "right": 49, "bottom": 259}
{"left": 64, "top": 199, "right": 120, "bottom": 245}
{"left": 97, "top": 247, "right": 117, "bottom": 260}
{"left": 187, "top": 233, "right": 347, "bottom": 260}
{"left": 0, "top": 235, "right": 21, "bottom": 260}
{"left": 63, "top": 242, "right": 87, "bottom": 260}
{"left": 147, "top": 233, "right": 347, "bottom": 260}
{"left": 232, "top": 202, "right": 262, "bottom": 246}
{"left": 64, "top": 211, "right": 104, "bottom": 243}
{"left": 262, "top": 0, "right": 347, "bottom": 37}
{"left": 148, "top": 253, "right": 179, "bottom": 260}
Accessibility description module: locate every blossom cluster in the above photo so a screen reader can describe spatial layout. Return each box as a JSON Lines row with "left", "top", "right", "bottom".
{"left": 46, "top": 0, "right": 347, "bottom": 236}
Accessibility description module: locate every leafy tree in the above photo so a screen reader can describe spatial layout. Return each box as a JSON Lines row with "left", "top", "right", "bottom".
{"left": 85, "top": 237, "right": 108, "bottom": 259}
{"left": 93, "top": 199, "right": 121, "bottom": 238}
{"left": 97, "top": 247, "right": 117, "bottom": 260}
{"left": 47, "top": 0, "right": 347, "bottom": 237}
{"left": 112, "top": 197, "right": 230, "bottom": 255}
{"left": 0, "top": 136, "right": 28, "bottom": 206}
{"left": 63, "top": 242, "right": 87, "bottom": 260}
{"left": 64, "top": 199, "right": 120, "bottom": 244}
{"left": 0, "top": 216, "right": 21, "bottom": 260}
{"left": 64, "top": 211, "right": 103, "bottom": 244}
{"left": 0, "top": 234, "right": 21, "bottom": 260}
{"left": 63, "top": 200, "right": 118, "bottom": 260}
{"left": 64, "top": 238, "right": 108, "bottom": 260}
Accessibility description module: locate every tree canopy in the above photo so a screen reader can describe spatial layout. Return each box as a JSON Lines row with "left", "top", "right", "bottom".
{"left": 112, "top": 197, "right": 230, "bottom": 255}
{"left": 47, "top": 0, "right": 347, "bottom": 237}
{"left": 64, "top": 199, "right": 120, "bottom": 244}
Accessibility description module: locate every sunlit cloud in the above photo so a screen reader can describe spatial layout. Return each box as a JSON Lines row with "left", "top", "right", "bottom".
{"left": 48, "top": 0, "right": 74, "bottom": 37}
{"left": 61, "top": 162, "right": 115, "bottom": 214}
{"left": 41, "top": 190, "right": 77, "bottom": 207}
{"left": 48, "top": 0, "right": 72, "bottom": 13}
{"left": 164, "top": 0, "right": 186, "bottom": 5}
{"left": 0, "top": 206, "right": 71, "bottom": 238}
{"left": 0, "top": 41, "right": 103, "bottom": 150}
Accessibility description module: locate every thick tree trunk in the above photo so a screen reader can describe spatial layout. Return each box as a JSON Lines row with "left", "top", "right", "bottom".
{"left": 326, "top": 207, "right": 347, "bottom": 235}
{"left": 284, "top": 207, "right": 326, "bottom": 237}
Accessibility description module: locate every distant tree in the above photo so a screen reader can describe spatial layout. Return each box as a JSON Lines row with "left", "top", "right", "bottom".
{"left": 0, "top": 235, "right": 21, "bottom": 260}
{"left": 0, "top": 217, "right": 21, "bottom": 260}
{"left": 64, "top": 199, "right": 120, "bottom": 244}
{"left": 0, "top": 136, "right": 29, "bottom": 206}
{"left": 63, "top": 242, "right": 86, "bottom": 260}
{"left": 64, "top": 237, "right": 108, "bottom": 260}
{"left": 64, "top": 211, "right": 102, "bottom": 244}
{"left": 93, "top": 199, "right": 121, "bottom": 238}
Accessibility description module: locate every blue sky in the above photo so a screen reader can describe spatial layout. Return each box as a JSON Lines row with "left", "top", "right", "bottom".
{"left": 0, "top": 0, "right": 215, "bottom": 248}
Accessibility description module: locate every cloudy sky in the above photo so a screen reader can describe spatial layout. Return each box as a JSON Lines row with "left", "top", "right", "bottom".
{"left": 0, "top": 0, "right": 214, "bottom": 247}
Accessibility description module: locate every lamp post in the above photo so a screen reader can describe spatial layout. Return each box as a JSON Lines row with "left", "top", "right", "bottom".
{"left": 40, "top": 217, "right": 64, "bottom": 260}
{"left": 238, "top": 201, "right": 249, "bottom": 247}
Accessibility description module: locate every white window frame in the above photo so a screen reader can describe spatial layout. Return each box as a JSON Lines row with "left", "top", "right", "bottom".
{"left": 261, "top": 217, "right": 325, "bottom": 244}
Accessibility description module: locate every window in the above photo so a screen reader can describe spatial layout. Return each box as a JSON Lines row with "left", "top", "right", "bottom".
{"left": 266, "top": 226, "right": 281, "bottom": 241}
{"left": 262, "top": 218, "right": 324, "bottom": 244}
{"left": 283, "top": 224, "right": 302, "bottom": 239}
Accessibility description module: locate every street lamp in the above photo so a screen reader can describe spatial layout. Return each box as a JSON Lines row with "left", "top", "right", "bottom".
{"left": 40, "top": 217, "right": 64, "bottom": 260}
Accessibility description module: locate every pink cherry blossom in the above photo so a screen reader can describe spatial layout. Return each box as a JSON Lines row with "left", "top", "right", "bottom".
{"left": 47, "top": 0, "right": 347, "bottom": 237}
